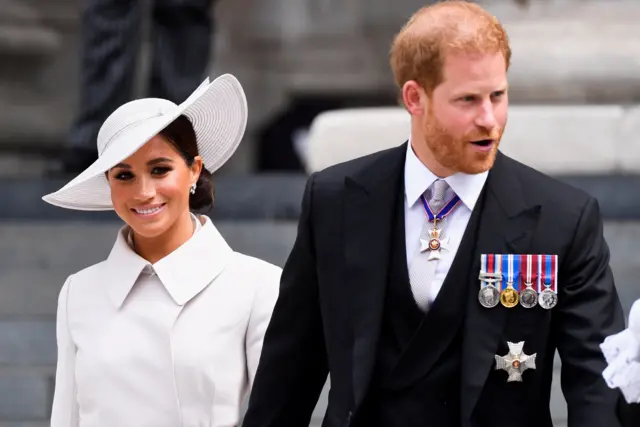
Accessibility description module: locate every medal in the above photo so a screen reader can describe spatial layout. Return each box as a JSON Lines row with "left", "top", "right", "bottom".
{"left": 419, "top": 227, "right": 451, "bottom": 261}
{"left": 500, "top": 254, "right": 519, "bottom": 308}
{"left": 495, "top": 341, "right": 537, "bottom": 382}
{"left": 419, "top": 192, "right": 461, "bottom": 261}
{"left": 538, "top": 254, "right": 558, "bottom": 310}
{"left": 519, "top": 254, "right": 538, "bottom": 309}
{"left": 478, "top": 254, "right": 501, "bottom": 308}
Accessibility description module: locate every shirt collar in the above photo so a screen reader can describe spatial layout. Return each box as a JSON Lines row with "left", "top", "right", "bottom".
{"left": 404, "top": 138, "right": 488, "bottom": 210}
{"left": 106, "top": 215, "right": 233, "bottom": 308}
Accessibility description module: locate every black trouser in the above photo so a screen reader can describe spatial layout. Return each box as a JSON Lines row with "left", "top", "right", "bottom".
{"left": 69, "top": 0, "right": 214, "bottom": 151}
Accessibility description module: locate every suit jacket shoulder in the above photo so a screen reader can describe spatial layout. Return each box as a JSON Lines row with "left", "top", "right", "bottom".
{"left": 499, "top": 153, "right": 595, "bottom": 218}
{"left": 313, "top": 145, "right": 406, "bottom": 188}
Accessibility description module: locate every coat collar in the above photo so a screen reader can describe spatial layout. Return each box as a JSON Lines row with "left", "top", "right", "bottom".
{"left": 105, "top": 215, "right": 233, "bottom": 308}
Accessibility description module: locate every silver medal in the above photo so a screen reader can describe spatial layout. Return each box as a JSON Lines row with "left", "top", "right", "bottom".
{"left": 478, "top": 285, "right": 501, "bottom": 308}
{"left": 478, "top": 257, "right": 502, "bottom": 309}
{"left": 538, "top": 288, "right": 557, "bottom": 310}
{"left": 520, "top": 286, "right": 538, "bottom": 309}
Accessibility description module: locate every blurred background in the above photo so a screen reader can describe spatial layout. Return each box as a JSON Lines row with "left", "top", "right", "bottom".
{"left": 1, "top": 0, "right": 639, "bottom": 425}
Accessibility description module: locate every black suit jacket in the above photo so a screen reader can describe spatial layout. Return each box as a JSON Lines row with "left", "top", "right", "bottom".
{"left": 243, "top": 144, "right": 627, "bottom": 427}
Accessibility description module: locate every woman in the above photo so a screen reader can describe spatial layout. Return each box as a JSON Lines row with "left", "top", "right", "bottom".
{"left": 43, "top": 74, "right": 281, "bottom": 427}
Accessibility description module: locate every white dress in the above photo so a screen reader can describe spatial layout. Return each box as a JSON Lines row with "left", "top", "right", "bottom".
{"left": 601, "top": 299, "right": 640, "bottom": 403}
{"left": 50, "top": 215, "right": 281, "bottom": 426}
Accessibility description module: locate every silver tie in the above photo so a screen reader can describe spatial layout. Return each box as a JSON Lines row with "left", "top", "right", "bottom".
{"left": 409, "top": 179, "right": 450, "bottom": 311}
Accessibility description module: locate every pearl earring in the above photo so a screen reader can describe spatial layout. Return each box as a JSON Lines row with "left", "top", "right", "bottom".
{"left": 190, "top": 183, "right": 196, "bottom": 194}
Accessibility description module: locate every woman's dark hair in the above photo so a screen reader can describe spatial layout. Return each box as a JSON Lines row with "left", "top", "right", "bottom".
{"left": 159, "top": 115, "right": 214, "bottom": 211}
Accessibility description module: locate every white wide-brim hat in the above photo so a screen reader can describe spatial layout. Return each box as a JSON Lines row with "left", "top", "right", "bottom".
{"left": 42, "top": 73, "right": 247, "bottom": 211}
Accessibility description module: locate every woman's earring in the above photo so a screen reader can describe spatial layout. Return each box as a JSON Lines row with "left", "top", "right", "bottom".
{"left": 190, "top": 183, "right": 197, "bottom": 195}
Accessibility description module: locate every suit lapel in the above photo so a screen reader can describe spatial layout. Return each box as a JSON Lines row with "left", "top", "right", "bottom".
{"left": 461, "top": 153, "right": 541, "bottom": 421}
{"left": 347, "top": 143, "right": 407, "bottom": 408}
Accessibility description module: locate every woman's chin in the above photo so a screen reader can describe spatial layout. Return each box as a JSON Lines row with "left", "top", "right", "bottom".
{"left": 127, "top": 216, "right": 169, "bottom": 240}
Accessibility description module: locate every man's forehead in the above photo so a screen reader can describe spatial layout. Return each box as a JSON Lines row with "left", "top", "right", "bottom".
{"left": 439, "top": 51, "right": 507, "bottom": 86}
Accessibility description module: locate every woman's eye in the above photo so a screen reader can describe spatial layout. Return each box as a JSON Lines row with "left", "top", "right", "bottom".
{"left": 152, "top": 167, "right": 171, "bottom": 176}
{"left": 114, "top": 171, "right": 133, "bottom": 180}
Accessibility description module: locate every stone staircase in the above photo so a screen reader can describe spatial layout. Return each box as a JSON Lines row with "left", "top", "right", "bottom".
{"left": 1, "top": 0, "right": 640, "bottom": 425}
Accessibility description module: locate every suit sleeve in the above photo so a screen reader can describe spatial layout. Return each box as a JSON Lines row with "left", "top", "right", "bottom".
{"left": 50, "top": 276, "right": 80, "bottom": 427}
{"left": 555, "top": 197, "right": 626, "bottom": 427}
{"left": 243, "top": 173, "right": 329, "bottom": 427}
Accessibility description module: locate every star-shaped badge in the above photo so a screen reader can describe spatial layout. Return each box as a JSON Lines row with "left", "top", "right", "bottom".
{"left": 495, "top": 341, "right": 536, "bottom": 382}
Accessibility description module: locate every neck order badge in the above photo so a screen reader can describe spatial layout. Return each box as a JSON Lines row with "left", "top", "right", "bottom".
{"left": 419, "top": 193, "right": 462, "bottom": 261}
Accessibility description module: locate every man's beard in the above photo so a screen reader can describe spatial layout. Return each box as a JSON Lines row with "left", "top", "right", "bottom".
{"left": 422, "top": 112, "right": 504, "bottom": 175}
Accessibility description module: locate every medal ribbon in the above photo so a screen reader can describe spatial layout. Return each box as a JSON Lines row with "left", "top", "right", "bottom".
{"left": 553, "top": 254, "right": 558, "bottom": 293}
{"left": 520, "top": 254, "right": 538, "bottom": 289}
{"left": 540, "top": 254, "right": 558, "bottom": 293}
{"left": 503, "top": 254, "right": 520, "bottom": 291}
{"left": 481, "top": 254, "right": 499, "bottom": 289}
{"left": 495, "top": 254, "right": 502, "bottom": 291}
{"left": 537, "top": 254, "right": 543, "bottom": 293}
{"left": 480, "top": 254, "right": 487, "bottom": 288}
{"left": 420, "top": 194, "right": 462, "bottom": 223}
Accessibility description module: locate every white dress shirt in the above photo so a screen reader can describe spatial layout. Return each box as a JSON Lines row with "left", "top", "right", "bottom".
{"left": 404, "top": 142, "right": 488, "bottom": 304}
{"left": 51, "top": 215, "right": 281, "bottom": 427}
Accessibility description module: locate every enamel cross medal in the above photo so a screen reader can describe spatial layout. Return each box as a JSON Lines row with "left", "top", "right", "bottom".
{"left": 495, "top": 341, "right": 537, "bottom": 382}
{"left": 419, "top": 193, "right": 461, "bottom": 261}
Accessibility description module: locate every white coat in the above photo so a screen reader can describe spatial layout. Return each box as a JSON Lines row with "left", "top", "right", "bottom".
{"left": 50, "top": 215, "right": 281, "bottom": 426}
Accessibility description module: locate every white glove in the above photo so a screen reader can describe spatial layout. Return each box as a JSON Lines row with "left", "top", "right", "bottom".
{"left": 600, "top": 300, "right": 640, "bottom": 403}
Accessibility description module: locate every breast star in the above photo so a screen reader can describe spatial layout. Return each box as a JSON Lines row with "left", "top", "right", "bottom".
{"left": 495, "top": 341, "right": 537, "bottom": 382}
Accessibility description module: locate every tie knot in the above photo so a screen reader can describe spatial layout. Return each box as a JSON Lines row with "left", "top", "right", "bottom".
{"left": 429, "top": 179, "right": 449, "bottom": 203}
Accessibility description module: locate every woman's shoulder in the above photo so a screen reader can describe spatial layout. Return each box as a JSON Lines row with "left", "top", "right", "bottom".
{"left": 60, "top": 260, "right": 109, "bottom": 298}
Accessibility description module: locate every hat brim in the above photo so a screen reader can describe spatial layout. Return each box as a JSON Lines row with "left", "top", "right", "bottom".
{"left": 42, "top": 74, "right": 247, "bottom": 211}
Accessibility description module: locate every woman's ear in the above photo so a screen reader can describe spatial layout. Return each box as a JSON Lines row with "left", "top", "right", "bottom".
{"left": 191, "top": 155, "right": 203, "bottom": 183}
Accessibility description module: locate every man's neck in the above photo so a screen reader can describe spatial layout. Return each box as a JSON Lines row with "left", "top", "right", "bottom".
{"left": 409, "top": 136, "right": 453, "bottom": 179}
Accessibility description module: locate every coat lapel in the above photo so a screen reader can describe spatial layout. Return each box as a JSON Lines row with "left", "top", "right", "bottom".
{"left": 348, "top": 143, "right": 407, "bottom": 408}
{"left": 461, "top": 153, "right": 541, "bottom": 421}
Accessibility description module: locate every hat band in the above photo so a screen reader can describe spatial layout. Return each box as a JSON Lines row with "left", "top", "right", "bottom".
{"left": 99, "top": 112, "right": 166, "bottom": 155}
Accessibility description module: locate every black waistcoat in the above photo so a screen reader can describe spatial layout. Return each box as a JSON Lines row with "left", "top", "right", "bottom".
{"left": 353, "top": 182, "right": 485, "bottom": 427}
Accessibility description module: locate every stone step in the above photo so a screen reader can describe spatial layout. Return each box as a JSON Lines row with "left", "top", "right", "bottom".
{"left": 0, "top": 0, "right": 61, "bottom": 57}
{"left": 0, "top": 25, "right": 60, "bottom": 57}
{"left": 0, "top": 371, "right": 51, "bottom": 421}
{"left": 0, "top": 322, "right": 56, "bottom": 366}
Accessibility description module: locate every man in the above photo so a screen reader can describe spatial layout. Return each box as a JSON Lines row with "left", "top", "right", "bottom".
{"left": 56, "top": 0, "right": 215, "bottom": 174}
{"left": 243, "top": 2, "right": 627, "bottom": 426}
